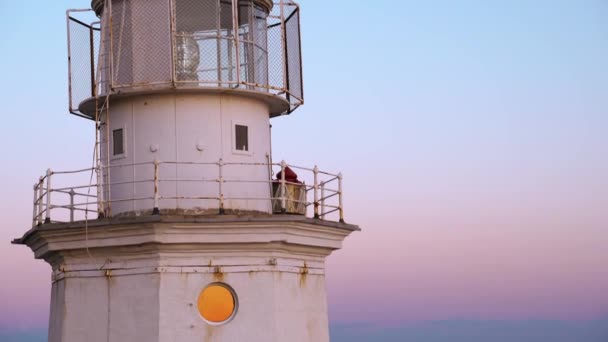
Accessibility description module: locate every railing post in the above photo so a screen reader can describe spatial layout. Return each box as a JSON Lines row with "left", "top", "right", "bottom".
{"left": 45, "top": 169, "right": 52, "bottom": 224}
{"left": 338, "top": 173, "right": 344, "bottom": 223}
{"left": 313, "top": 165, "right": 319, "bottom": 219}
{"left": 280, "top": 160, "right": 287, "bottom": 213}
{"left": 320, "top": 182, "right": 326, "bottom": 220}
{"left": 37, "top": 177, "right": 44, "bottom": 226}
{"left": 168, "top": 0, "right": 176, "bottom": 87}
{"left": 69, "top": 189, "right": 75, "bottom": 222}
{"left": 218, "top": 159, "right": 225, "bottom": 215}
{"left": 32, "top": 183, "right": 38, "bottom": 228}
{"left": 96, "top": 166, "right": 105, "bottom": 218}
{"left": 153, "top": 160, "right": 160, "bottom": 215}
{"left": 231, "top": 0, "right": 241, "bottom": 85}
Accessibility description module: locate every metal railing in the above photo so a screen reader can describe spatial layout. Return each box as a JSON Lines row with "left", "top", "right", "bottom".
{"left": 32, "top": 160, "right": 344, "bottom": 227}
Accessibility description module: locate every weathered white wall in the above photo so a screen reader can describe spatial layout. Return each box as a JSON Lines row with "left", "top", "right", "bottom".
{"left": 47, "top": 278, "right": 66, "bottom": 341}
{"left": 100, "top": 93, "right": 272, "bottom": 216}
{"left": 48, "top": 267, "right": 329, "bottom": 342}
{"left": 158, "top": 270, "right": 329, "bottom": 342}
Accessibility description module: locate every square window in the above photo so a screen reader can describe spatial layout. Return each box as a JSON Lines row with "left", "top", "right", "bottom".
{"left": 235, "top": 125, "right": 249, "bottom": 152}
{"left": 113, "top": 128, "right": 124, "bottom": 156}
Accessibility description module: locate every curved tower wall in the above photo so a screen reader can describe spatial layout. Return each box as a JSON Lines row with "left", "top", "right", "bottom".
{"left": 100, "top": 93, "right": 272, "bottom": 216}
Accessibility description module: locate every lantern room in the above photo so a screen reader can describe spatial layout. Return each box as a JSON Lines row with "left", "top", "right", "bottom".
{"left": 70, "top": 0, "right": 303, "bottom": 118}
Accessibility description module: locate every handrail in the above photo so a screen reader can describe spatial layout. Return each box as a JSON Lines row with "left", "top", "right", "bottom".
{"left": 32, "top": 159, "right": 345, "bottom": 226}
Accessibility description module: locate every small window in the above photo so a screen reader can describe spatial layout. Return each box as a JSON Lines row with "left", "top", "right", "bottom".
{"left": 113, "top": 128, "right": 124, "bottom": 156}
{"left": 235, "top": 125, "right": 249, "bottom": 152}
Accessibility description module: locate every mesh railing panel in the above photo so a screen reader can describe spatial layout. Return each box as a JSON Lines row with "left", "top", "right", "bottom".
{"left": 176, "top": 0, "right": 221, "bottom": 84}
{"left": 68, "top": 17, "right": 97, "bottom": 115}
{"left": 97, "top": 15, "right": 112, "bottom": 96}
{"left": 284, "top": 5, "right": 302, "bottom": 106}
{"left": 253, "top": 5, "right": 269, "bottom": 90}
{"left": 110, "top": 0, "right": 173, "bottom": 88}
{"left": 91, "top": 23, "right": 105, "bottom": 95}
{"left": 109, "top": 0, "right": 132, "bottom": 87}
{"left": 267, "top": 8, "right": 285, "bottom": 93}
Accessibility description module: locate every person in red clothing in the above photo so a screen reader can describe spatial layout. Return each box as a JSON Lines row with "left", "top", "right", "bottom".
{"left": 275, "top": 166, "right": 302, "bottom": 184}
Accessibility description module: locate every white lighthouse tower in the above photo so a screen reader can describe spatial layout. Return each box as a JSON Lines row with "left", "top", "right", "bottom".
{"left": 14, "top": 0, "right": 358, "bottom": 341}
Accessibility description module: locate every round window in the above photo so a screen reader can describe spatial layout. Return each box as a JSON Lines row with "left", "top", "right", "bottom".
{"left": 197, "top": 283, "right": 238, "bottom": 325}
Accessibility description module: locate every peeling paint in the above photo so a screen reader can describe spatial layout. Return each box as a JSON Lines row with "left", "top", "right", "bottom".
{"left": 206, "top": 325, "right": 215, "bottom": 341}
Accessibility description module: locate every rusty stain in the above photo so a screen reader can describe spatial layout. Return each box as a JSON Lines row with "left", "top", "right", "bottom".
{"left": 105, "top": 269, "right": 112, "bottom": 278}
{"left": 206, "top": 325, "right": 214, "bottom": 341}
{"left": 213, "top": 266, "right": 224, "bottom": 282}
{"left": 267, "top": 258, "right": 277, "bottom": 266}
{"left": 299, "top": 262, "right": 309, "bottom": 287}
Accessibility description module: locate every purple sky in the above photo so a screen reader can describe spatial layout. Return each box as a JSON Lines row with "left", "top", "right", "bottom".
{"left": 1, "top": 0, "right": 607, "bottom": 340}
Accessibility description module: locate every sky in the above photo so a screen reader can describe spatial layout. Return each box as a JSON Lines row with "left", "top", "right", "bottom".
{"left": 1, "top": 0, "right": 607, "bottom": 341}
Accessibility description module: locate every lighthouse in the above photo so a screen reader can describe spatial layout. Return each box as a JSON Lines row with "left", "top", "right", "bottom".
{"left": 14, "top": 0, "right": 358, "bottom": 341}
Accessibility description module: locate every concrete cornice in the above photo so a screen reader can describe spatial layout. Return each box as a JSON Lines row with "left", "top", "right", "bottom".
{"left": 14, "top": 215, "right": 359, "bottom": 262}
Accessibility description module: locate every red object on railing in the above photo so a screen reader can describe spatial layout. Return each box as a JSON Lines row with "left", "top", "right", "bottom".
{"left": 276, "top": 166, "right": 302, "bottom": 184}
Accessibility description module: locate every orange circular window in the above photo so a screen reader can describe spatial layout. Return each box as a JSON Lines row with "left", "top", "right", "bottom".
{"left": 197, "top": 283, "right": 237, "bottom": 325}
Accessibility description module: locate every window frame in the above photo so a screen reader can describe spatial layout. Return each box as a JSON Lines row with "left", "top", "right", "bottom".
{"left": 111, "top": 125, "right": 127, "bottom": 160}
{"left": 232, "top": 121, "right": 252, "bottom": 156}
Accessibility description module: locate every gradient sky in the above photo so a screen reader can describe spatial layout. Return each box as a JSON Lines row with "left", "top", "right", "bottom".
{"left": 1, "top": 0, "right": 607, "bottom": 341}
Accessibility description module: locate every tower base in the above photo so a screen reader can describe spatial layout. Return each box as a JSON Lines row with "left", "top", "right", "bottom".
{"left": 14, "top": 215, "right": 358, "bottom": 342}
